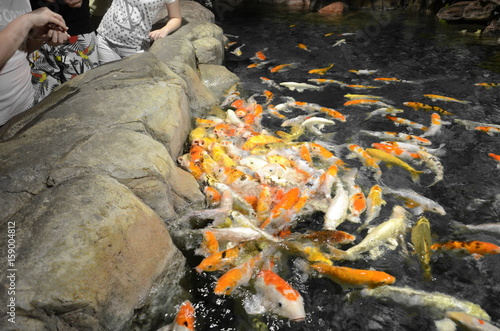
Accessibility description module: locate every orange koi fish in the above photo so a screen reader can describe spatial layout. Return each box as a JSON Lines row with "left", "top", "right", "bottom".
{"left": 204, "top": 186, "right": 221, "bottom": 206}
{"left": 345, "top": 84, "right": 379, "bottom": 90}
{"left": 195, "top": 245, "right": 241, "bottom": 273}
{"left": 344, "top": 99, "right": 388, "bottom": 107}
{"left": 250, "top": 270, "right": 306, "bottom": 321}
{"left": 359, "top": 184, "right": 386, "bottom": 231}
{"left": 423, "top": 94, "right": 470, "bottom": 104}
{"left": 403, "top": 102, "right": 454, "bottom": 115}
{"left": 474, "top": 126, "right": 500, "bottom": 136}
{"left": 421, "top": 113, "right": 451, "bottom": 137}
{"left": 214, "top": 254, "right": 261, "bottom": 295}
{"left": 269, "top": 63, "right": 296, "bottom": 73}
{"left": 263, "top": 90, "right": 274, "bottom": 104}
{"left": 474, "top": 82, "right": 500, "bottom": 88}
{"left": 297, "top": 43, "right": 310, "bottom": 51}
{"left": 179, "top": 158, "right": 205, "bottom": 181}
{"left": 346, "top": 144, "right": 382, "bottom": 180}
{"left": 347, "top": 185, "right": 366, "bottom": 223}
{"left": 196, "top": 230, "right": 219, "bottom": 256}
{"left": 169, "top": 300, "right": 196, "bottom": 331}
{"left": 308, "top": 64, "right": 334, "bottom": 75}
{"left": 247, "top": 61, "right": 269, "bottom": 69}
{"left": 385, "top": 115, "right": 428, "bottom": 132}
{"left": 251, "top": 49, "right": 267, "bottom": 61}
{"left": 260, "top": 187, "right": 301, "bottom": 229}
{"left": 430, "top": 240, "right": 500, "bottom": 259}
{"left": 241, "top": 134, "right": 283, "bottom": 150}
{"left": 310, "top": 263, "right": 396, "bottom": 289}
{"left": 374, "top": 77, "right": 414, "bottom": 83}
{"left": 488, "top": 153, "right": 500, "bottom": 168}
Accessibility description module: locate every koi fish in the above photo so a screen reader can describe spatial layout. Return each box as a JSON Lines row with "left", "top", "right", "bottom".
{"left": 385, "top": 115, "right": 428, "bottom": 132}
{"left": 230, "top": 44, "right": 245, "bottom": 56}
{"left": 308, "top": 64, "right": 334, "bottom": 75}
{"left": 247, "top": 61, "right": 270, "bottom": 69}
{"left": 454, "top": 118, "right": 500, "bottom": 131}
{"left": 308, "top": 78, "right": 347, "bottom": 86}
{"left": 346, "top": 144, "right": 383, "bottom": 180}
{"left": 374, "top": 77, "right": 414, "bottom": 83}
{"left": 423, "top": 94, "right": 470, "bottom": 104}
{"left": 299, "top": 230, "right": 356, "bottom": 246}
{"left": 297, "top": 43, "right": 310, "bottom": 51}
{"left": 446, "top": 311, "right": 500, "bottom": 331}
{"left": 474, "top": 82, "right": 500, "bottom": 88}
{"left": 269, "top": 63, "right": 297, "bottom": 73}
{"left": 430, "top": 240, "right": 500, "bottom": 259}
{"left": 262, "top": 90, "right": 274, "bottom": 104}
{"left": 195, "top": 230, "right": 219, "bottom": 256}
{"left": 474, "top": 126, "right": 500, "bottom": 136}
{"left": 488, "top": 153, "right": 500, "bottom": 168}
{"left": 332, "top": 39, "right": 346, "bottom": 47}
{"left": 214, "top": 254, "right": 260, "bottom": 295}
{"left": 360, "top": 285, "right": 491, "bottom": 321}
{"left": 340, "top": 205, "right": 412, "bottom": 261}
{"left": 380, "top": 141, "right": 446, "bottom": 157}
{"left": 451, "top": 220, "right": 500, "bottom": 237}
{"left": 360, "top": 130, "right": 432, "bottom": 146}
{"left": 279, "top": 82, "right": 324, "bottom": 92}
{"left": 344, "top": 99, "right": 389, "bottom": 107}
{"left": 403, "top": 102, "right": 454, "bottom": 115}
{"left": 410, "top": 216, "right": 433, "bottom": 281}
{"left": 250, "top": 49, "right": 267, "bottom": 61}
{"left": 344, "top": 93, "right": 383, "bottom": 100}
{"left": 348, "top": 69, "right": 378, "bottom": 75}
{"left": 323, "top": 180, "right": 350, "bottom": 230}
{"left": 310, "top": 263, "right": 396, "bottom": 290}
{"left": 383, "top": 186, "right": 446, "bottom": 215}
{"left": 421, "top": 113, "right": 451, "bottom": 137}
{"left": 371, "top": 142, "right": 420, "bottom": 162}
{"left": 345, "top": 84, "right": 379, "bottom": 90}
{"left": 347, "top": 184, "right": 366, "bottom": 223}
{"left": 243, "top": 269, "right": 306, "bottom": 321}
{"left": 365, "top": 148, "right": 424, "bottom": 183}
{"left": 241, "top": 134, "right": 283, "bottom": 150}
{"left": 160, "top": 300, "right": 196, "bottom": 331}
{"left": 358, "top": 184, "right": 386, "bottom": 231}
{"left": 416, "top": 150, "right": 444, "bottom": 187}
{"left": 260, "top": 77, "right": 283, "bottom": 90}
{"left": 195, "top": 245, "right": 241, "bottom": 273}
{"left": 301, "top": 117, "right": 336, "bottom": 136}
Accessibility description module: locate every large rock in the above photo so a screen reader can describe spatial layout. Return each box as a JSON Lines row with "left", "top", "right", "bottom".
{"left": 0, "top": 174, "right": 186, "bottom": 330}
{"left": 318, "top": 1, "right": 349, "bottom": 15}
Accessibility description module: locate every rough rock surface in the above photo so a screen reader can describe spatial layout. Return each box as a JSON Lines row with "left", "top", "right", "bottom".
{"left": 0, "top": 1, "right": 239, "bottom": 330}
{"left": 318, "top": 1, "right": 349, "bottom": 15}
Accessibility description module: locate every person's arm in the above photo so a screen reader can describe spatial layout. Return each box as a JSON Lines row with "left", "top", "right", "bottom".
{"left": 148, "top": 0, "right": 182, "bottom": 41}
{"left": 0, "top": 7, "right": 68, "bottom": 69}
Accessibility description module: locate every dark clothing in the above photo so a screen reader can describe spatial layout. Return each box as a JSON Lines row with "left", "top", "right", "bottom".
{"left": 30, "top": 0, "right": 93, "bottom": 36}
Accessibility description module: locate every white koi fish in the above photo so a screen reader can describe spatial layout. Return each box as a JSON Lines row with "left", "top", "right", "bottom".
{"left": 230, "top": 44, "right": 245, "bottom": 56}
{"left": 361, "top": 285, "right": 491, "bottom": 321}
{"left": 421, "top": 113, "right": 451, "bottom": 137}
{"left": 451, "top": 221, "right": 500, "bottom": 237}
{"left": 383, "top": 186, "right": 446, "bottom": 215}
{"left": 333, "top": 39, "right": 346, "bottom": 47}
{"left": 348, "top": 69, "right": 379, "bottom": 75}
{"left": 367, "top": 107, "right": 405, "bottom": 119}
{"left": 323, "top": 180, "right": 350, "bottom": 230}
{"left": 360, "top": 130, "right": 432, "bottom": 146}
{"left": 417, "top": 150, "right": 444, "bottom": 187}
{"left": 243, "top": 269, "right": 306, "bottom": 321}
{"left": 446, "top": 311, "right": 500, "bottom": 331}
{"left": 279, "top": 82, "right": 325, "bottom": 92}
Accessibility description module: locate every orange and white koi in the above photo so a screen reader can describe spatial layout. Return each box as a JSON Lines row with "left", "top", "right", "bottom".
{"left": 308, "top": 78, "right": 347, "bottom": 86}
{"left": 347, "top": 184, "right": 366, "bottom": 223}
{"left": 163, "top": 300, "right": 196, "bottom": 331}
{"left": 346, "top": 144, "right": 383, "bottom": 180}
{"left": 260, "top": 187, "right": 301, "bottom": 229}
{"left": 247, "top": 61, "right": 270, "bottom": 69}
{"left": 345, "top": 84, "right": 379, "bottom": 90}
{"left": 454, "top": 118, "right": 500, "bottom": 131}
{"left": 446, "top": 311, "right": 500, "bottom": 331}
{"left": 374, "top": 77, "right": 414, "bottom": 83}
{"left": 310, "top": 263, "right": 396, "bottom": 290}
{"left": 358, "top": 184, "right": 386, "bottom": 231}
{"left": 423, "top": 94, "right": 470, "bottom": 104}
{"left": 403, "top": 102, "right": 454, "bottom": 115}
{"left": 269, "top": 63, "right": 297, "bottom": 73}
{"left": 260, "top": 77, "right": 283, "bottom": 90}
{"left": 380, "top": 141, "right": 446, "bottom": 157}
{"left": 430, "top": 240, "right": 500, "bottom": 259}
{"left": 384, "top": 115, "right": 428, "bottom": 132}
{"left": 309, "top": 142, "right": 346, "bottom": 168}
{"left": 475, "top": 82, "right": 500, "bottom": 88}
{"left": 195, "top": 245, "right": 241, "bottom": 273}
{"left": 194, "top": 229, "right": 219, "bottom": 257}
{"left": 299, "top": 229, "right": 356, "bottom": 246}
{"left": 488, "top": 153, "right": 500, "bottom": 168}
{"left": 244, "top": 269, "right": 306, "bottom": 321}
{"left": 250, "top": 49, "right": 268, "bottom": 61}
{"left": 360, "top": 130, "right": 432, "bottom": 146}
{"left": 421, "top": 113, "right": 451, "bottom": 137}
{"left": 230, "top": 44, "right": 245, "bottom": 56}
{"left": 474, "top": 126, "right": 500, "bottom": 136}
{"left": 214, "top": 253, "right": 262, "bottom": 295}
{"left": 308, "top": 64, "right": 334, "bottom": 75}
{"left": 297, "top": 43, "right": 311, "bottom": 51}
{"left": 416, "top": 150, "right": 444, "bottom": 187}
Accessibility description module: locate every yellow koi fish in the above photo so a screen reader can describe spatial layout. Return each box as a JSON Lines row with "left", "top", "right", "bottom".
{"left": 308, "top": 64, "right": 334, "bottom": 75}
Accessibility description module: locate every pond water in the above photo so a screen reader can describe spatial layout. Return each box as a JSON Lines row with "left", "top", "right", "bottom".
{"left": 171, "top": 4, "right": 500, "bottom": 331}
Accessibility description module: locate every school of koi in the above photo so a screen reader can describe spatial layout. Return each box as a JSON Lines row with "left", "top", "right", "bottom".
{"left": 172, "top": 42, "right": 500, "bottom": 330}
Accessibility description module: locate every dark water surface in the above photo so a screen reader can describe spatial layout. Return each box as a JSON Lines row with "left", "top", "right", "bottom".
{"left": 173, "top": 5, "right": 500, "bottom": 331}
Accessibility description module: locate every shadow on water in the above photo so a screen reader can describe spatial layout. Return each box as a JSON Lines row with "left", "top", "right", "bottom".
{"left": 171, "top": 3, "right": 500, "bottom": 330}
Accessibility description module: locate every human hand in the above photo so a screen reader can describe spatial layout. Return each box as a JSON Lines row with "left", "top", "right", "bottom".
{"left": 27, "top": 7, "right": 68, "bottom": 32}
{"left": 148, "top": 29, "right": 169, "bottom": 41}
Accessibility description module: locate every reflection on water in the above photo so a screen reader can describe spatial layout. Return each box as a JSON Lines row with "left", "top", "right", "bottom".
{"left": 178, "top": 5, "right": 500, "bottom": 331}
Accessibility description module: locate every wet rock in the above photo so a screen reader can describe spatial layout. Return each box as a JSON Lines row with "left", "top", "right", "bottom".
{"left": 484, "top": 18, "right": 500, "bottom": 36}
{"left": 192, "top": 36, "right": 225, "bottom": 65}
{"left": 0, "top": 174, "right": 186, "bottom": 330}
{"left": 318, "top": 1, "right": 349, "bottom": 15}
{"left": 436, "top": 1, "right": 471, "bottom": 20}
{"left": 463, "top": 1, "right": 496, "bottom": 21}
{"left": 199, "top": 63, "right": 241, "bottom": 102}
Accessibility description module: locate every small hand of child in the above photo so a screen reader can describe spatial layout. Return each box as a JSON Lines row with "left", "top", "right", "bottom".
{"left": 148, "top": 29, "right": 169, "bottom": 41}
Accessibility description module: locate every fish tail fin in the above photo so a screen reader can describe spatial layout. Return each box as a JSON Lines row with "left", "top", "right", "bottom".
{"left": 411, "top": 170, "right": 424, "bottom": 184}
{"left": 327, "top": 246, "right": 349, "bottom": 260}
